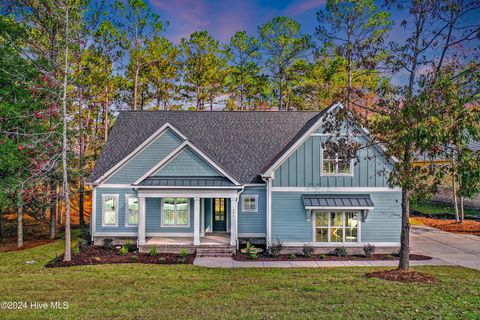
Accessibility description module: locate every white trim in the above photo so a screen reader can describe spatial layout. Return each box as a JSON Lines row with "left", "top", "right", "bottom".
{"left": 146, "top": 232, "right": 194, "bottom": 237}
{"left": 94, "top": 232, "right": 138, "bottom": 237}
{"left": 271, "top": 187, "right": 401, "bottom": 192}
{"left": 92, "top": 122, "right": 187, "bottom": 185}
{"left": 305, "top": 206, "right": 374, "bottom": 211}
{"left": 160, "top": 198, "right": 191, "bottom": 228}
{"left": 243, "top": 184, "right": 266, "bottom": 187}
{"left": 312, "top": 211, "right": 361, "bottom": 244}
{"left": 101, "top": 194, "right": 119, "bottom": 227}
{"left": 238, "top": 233, "right": 266, "bottom": 238}
{"left": 262, "top": 102, "right": 342, "bottom": 177}
{"left": 281, "top": 242, "right": 400, "bottom": 247}
{"left": 132, "top": 141, "right": 189, "bottom": 185}
{"left": 134, "top": 186, "right": 242, "bottom": 190}
{"left": 138, "top": 190, "right": 239, "bottom": 199}
{"left": 241, "top": 194, "right": 259, "bottom": 213}
{"left": 265, "top": 178, "right": 272, "bottom": 246}
{"left": 91, "top": 188, "right": 96, "bottom": 240}
{"left": 124, "top": 194, "right": 139, "bottom": 227}
{"left": 320, "top": 146, "right": 354, "bottom": 177}
{"left": 97, "top": 184, "right": 132, "bottom": 189}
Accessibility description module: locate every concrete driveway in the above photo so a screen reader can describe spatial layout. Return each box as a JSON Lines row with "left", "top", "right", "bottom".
{"left": 411, "top": 225, "right": 480, "bottom": 271}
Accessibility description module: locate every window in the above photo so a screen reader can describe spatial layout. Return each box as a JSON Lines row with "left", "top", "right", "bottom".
{"left": 314, "top": 211, "right": 359, "bottom": 243}
{"left": 125, "top": 195, "right": 138, "bottom": 226}
{"left": 241, "top": 195, "right": 259, "bottom": 213}
{"left": 102, "top": 194, "right": 118, "bottom": 226}
{"left": 162, "top": 198, "right": 189, "bottom": 227}
{"left": 321, "top": 147, "right": 353, "bottom": 175}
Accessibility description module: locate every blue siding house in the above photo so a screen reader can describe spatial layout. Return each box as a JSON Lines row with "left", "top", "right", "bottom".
{"left": 88, "top": 103, "right": 401, "bottom": 253}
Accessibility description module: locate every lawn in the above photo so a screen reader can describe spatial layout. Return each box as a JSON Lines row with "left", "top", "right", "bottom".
{"left": 412, "top": 201, "right": 480, "bottom": 217}
{"left": 1, "top": 240, "right": 480, "bottom": 319}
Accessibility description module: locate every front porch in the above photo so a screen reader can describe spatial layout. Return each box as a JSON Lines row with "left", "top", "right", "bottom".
{"left": 139, "top": 233, "right": 234, "bottom": 253}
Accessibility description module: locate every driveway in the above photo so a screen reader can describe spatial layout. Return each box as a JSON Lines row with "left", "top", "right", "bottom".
{"left": 411, "top": 225, "right": 480, "bottom": 271}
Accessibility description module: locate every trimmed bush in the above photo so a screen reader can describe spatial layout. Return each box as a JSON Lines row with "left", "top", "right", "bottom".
{"left": 130, "top": 255, "right": 138, "bottom": 262}
{"left": 118, "top": 246, "right": 128, "bottom": 256}
{"left": 102, "top": 238, "right": 113, "bottom": 250}
{"left": 179, "top": 248, "right": 189, "bottom": 258}
{"left": 149, "top": 246, "right": 158, "bottom": 257}
{"left": 269, "top": 240, "right": 284, "bottom": 257}
{"left": 333, "top": 247, "right": 347, "bottom": 257}
{"left": 363, "top": 243, "right": 376, "bottom": 257}
{"left": 303, "top": 244, "right": 314, "bottom": 258}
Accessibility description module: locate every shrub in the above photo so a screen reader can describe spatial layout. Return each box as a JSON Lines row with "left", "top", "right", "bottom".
{"left": 72, "top": 247, "right": 80, "bottom": 254}
{"left": 177, "top": 257, "right": 186, "bottom": 264}
{"left": 80, "top": 226, "right": 91, "bottom": 244}
{"left": 78, "top": 239, "right": 89, "bottom": 250}
{"left": 149, "top": 246, "right": 158, "bottom": 257}
{"left": 318, "top": 253, "right": 326, "bottom": 260}
{"left": 303, "top": 244, "right": 314, "bottom": 258}
{"left": 288, "top": 254, "right": 296, "bottom": 259}
{"left": 118, "top": 246, "right": 128, "bottom": 256}
{"left": 102, "top": 238, "right": 113, "bottom": 250}
{"left": 124, "top": 240, "right": 134, "bottom": 252}
{"left": 363, "top": 243, "right": 376, "bottom": 257}
{"left": 158, "top": 257, "right": 167, "bottom": 264}
{"left": 179, "top": 248, "right": 189, "bottom": 258}
{"left": 245, "top": 242, "right": 257, "bottom": 259}
{"left": 333, "top": 247, "right": 347, "bottom": 257}
{"left": 268, "top": 239, "right": 284, "bottom": 257}
{"left": 130, "top": 255, "right": 138, "bottom": 262}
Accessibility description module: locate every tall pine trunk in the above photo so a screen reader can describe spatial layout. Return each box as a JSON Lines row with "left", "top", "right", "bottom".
{"left": 62, "top": 4, "right": 71, "bottom": 262}
{"left": 17, "top": 192, "right": 24, "bottom": 248}
{"left": 49, "top": 182, "right": 57, "bottom": 240}
{"left": 460, "top": 197, "right": 465, "bottom": 223}
{"left": 398, "top": 188, "right": 410, "bottom": 270}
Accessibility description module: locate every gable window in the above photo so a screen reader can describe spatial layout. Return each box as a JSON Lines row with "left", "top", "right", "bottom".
{"left": 162, "top": 198, "right": 189, "bottom": 227}
{"left": 321, "top": 147, "right": 353, "bottom": 175}
{"left": 241, "top": 195, "right": 259, "bottom": 213}
{"left": 102, "top": 194, "right": 118, "bottom": 227}
{"left": 125, "top": 195, "right": 139, "bottom": 226}
{"left": 314, "top": 211, "right": 359, "bottom": 243}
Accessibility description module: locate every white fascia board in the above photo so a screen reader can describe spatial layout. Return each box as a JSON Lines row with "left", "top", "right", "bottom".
{"left": 92, "top": 122, "right": 187, "bottom": 185}
{"left": 262, "top": 102, "right": 343, "bottom": 178}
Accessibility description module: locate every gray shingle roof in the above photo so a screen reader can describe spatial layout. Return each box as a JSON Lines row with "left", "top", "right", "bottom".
{"left": 137, "top": 176, "right": 237, "bottom": 187}
{"left": 89, "top": 111, "right": 327, "bottom": 184}
{"left": 302, "top": 194, "right": 374, "bottom": 208}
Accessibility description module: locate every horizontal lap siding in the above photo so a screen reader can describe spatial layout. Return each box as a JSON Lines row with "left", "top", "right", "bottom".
{"left": 271, "top": 191, "right": 401, "bottom": 243}
{"left": 272, "top": 135, "right": 392, "bottom": 188}
{"left": 238, "top": 186, "right": 266, "bottom": 234}
{"left": 95, "top": 188, "right": 138, "bottom": 233}
{"left": 146, "top": 198, "right": 194, "bottom": 233}
{"left": 105, "top": 129, "right": 183, "bottom": 184}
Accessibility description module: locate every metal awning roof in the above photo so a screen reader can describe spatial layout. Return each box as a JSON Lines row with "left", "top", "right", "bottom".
{"left": 135, "top": 176, "right": 239, "bottom": 188}
{"left": 302, "top": 194, "right": 374, "bottom": 210}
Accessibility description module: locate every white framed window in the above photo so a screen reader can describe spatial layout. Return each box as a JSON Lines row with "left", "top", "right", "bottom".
{"left": 314, "top": 211, "right": 360, "bottom": 243}
{"left": 125, "top": 195, "right": 139, "bottom": 227}
{"left": 241, "top": 195, "right": 259, "bottom": 213}
{"left": 161, "top": 198, "right": 190, "bottom": 227}
{"left": 321, "top": 146, "right": 354, "bottom": 176}
{"left": 102, "top": 194, "right": 119, "bottom": 227}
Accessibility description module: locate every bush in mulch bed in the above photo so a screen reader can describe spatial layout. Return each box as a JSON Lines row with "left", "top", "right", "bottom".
{"left": 366, "top": 269, "right": 438, "bottom": 284}
{"left": 45, "top": 245, "right": 194, "bottom": 268}
{"left": 232, "top": 253, "right": 432, "bottom": 262}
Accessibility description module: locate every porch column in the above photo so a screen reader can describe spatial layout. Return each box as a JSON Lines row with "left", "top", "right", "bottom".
{"left": 230, "top": 197, "right": 238, "bottom": 247}
{"left": 194, "top": 197, "right": 201, "bottom": 245}
{"left": 138, "top": 197, "right": 146, "bottom": 245}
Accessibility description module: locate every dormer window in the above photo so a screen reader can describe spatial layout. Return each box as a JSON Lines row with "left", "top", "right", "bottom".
{"left": 321, "top": 146, "right": 353, "bottom": 176}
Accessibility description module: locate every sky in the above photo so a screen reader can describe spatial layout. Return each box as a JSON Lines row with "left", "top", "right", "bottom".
{"left": 150, "top": 0, "right": 328, "bottom": 43}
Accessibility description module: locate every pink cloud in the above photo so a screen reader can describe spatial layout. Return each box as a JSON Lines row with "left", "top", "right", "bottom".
{"left": 286, "top": 0, "right": 326, "bottom": 16}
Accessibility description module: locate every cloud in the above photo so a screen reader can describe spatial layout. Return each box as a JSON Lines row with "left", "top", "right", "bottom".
{"left": 285, "top": 0, "right": 326, "bottom": 16}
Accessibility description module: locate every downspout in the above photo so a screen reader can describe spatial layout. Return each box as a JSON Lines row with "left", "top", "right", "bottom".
{"left": 261, "top": 175, "right": 272, "bottom": 248}
{"left": 235, "top": 186, "right": 245, "bottom": 250}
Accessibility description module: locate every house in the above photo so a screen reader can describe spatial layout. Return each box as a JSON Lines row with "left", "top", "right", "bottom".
{"left": 88, "top": 103, "right": 401, "bottom": 254}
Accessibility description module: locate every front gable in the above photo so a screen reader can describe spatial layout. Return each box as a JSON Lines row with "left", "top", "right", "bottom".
{"left": 153, "top": 146, "right": 222, "bottom": 177}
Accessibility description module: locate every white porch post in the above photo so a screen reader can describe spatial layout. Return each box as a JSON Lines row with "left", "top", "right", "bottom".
{"left": 194, "top": 197, "right": 201, "bottom": 245}
{"left": 138, "top": 196, "right": 146, "bottom": 246}
{"left": 230, "top": 197, "right": 238, "bottom": 247}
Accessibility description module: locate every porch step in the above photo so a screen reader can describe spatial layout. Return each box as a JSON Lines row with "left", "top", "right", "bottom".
{"left": 196, "top": 247, "right": 235, "bottom": 258}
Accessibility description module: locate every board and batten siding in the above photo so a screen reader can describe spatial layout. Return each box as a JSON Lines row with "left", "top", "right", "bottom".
{"left": 105, "top": 128, "right": 183, "bottom": 184}
{"left": 238, "top": 186, "right": 266, "bottom": 235}
{"left": 272, "top": 134, "right": 393, "bottom": 188}
{"left": 271, "top": 191, "right": 401, "bottom": 244}
{"left": 95, "top": 187, "right": 138, "bottom": 234}
{"left": 153, "top": 147, "right": 220, "bottom": 177}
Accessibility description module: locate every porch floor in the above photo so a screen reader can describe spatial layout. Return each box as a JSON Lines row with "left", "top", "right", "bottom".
{"left": 146, "top": 233, "right": 230, "bottom": 246}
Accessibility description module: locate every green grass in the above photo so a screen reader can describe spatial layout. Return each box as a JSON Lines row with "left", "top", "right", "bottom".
{"left": 1, "top": 240, "right": 480, "bottom": 319}
{"left": 412, "top": 201, "right": 480, "bottom": 217}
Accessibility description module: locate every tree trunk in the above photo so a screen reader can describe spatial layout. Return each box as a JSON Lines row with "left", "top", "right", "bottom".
{"left": 17, "top": 192, "right": 23, "bottom": 248}
{"left": 104, "top": 88, "right": 109, "bottom": 142}
{"left": 49, "top": 182, "right": 57, "bottom": 240}
{"left": 452, "top": 165, "right": 459, "bottom": 221}
{"left": 133, "top": 66, "right": 139, "bottom": 110}
{"left": 57, "top": 184, "right": 62, "bottom": 224}
{"left": 398, "top": 188, "right": 410, "bottom": 270}
{"left": 79, "top": 177, "right": 85, "bottom": 227}
{"left": 0, "top": 212, "right": 3, "bottom": 243}
{"left": 62, "top": 5, "right": 71, "bottom": 262}
{"left": 460, "top": 196, "right": 465, "bottom": 223}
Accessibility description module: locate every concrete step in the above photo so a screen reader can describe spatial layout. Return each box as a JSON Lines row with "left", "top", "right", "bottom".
{"left": 196, "top": 247, "right": 235, "bottom": 258}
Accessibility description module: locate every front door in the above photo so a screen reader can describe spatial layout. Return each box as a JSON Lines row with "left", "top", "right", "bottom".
{"left": 213, "top": 198, "right": 226, "bottom": 232}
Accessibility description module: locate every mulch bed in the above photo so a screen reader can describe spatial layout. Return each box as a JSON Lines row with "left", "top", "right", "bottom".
{"left": 413, "top": 216, "right": 480, "bottom": 236}
{"left": 366, "top": 269, "right": 438, "bottom": 284}
{"left": 46, "top": 245, "right": 194, "bottom": 268}
{"left": 233, "top": 253, "right": 432, "bottom": 261}
{"left": 0, "top": 239, "right": 54, "bottom": 253}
